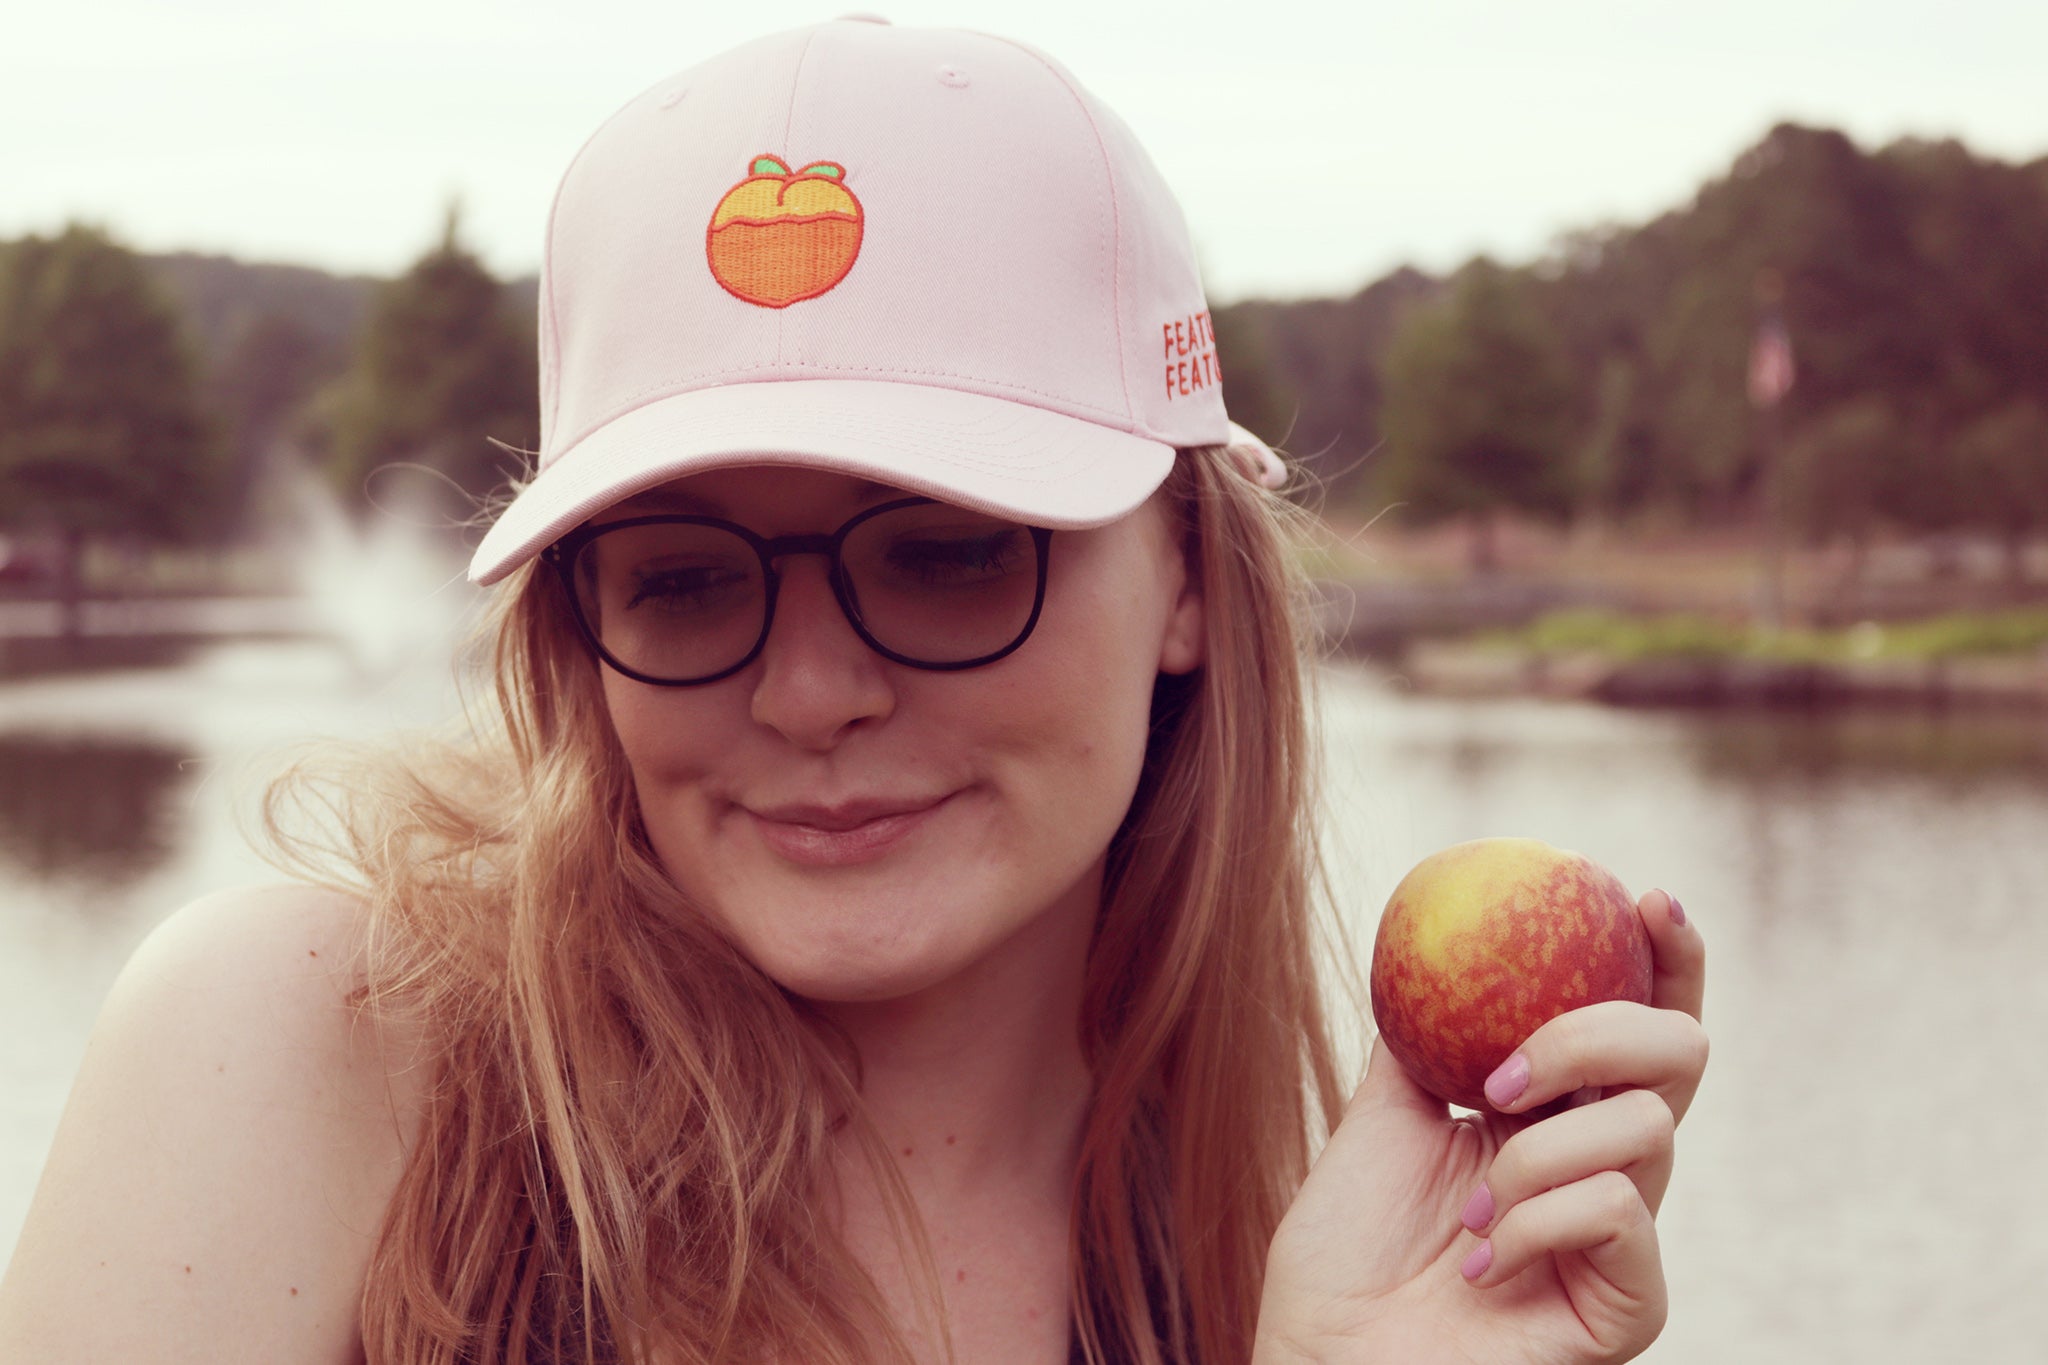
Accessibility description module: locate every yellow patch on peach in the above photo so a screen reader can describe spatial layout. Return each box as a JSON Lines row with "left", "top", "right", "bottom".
{"left": 1400, "top": 837, "right": 1564, "bottom": 974}
{"left": 712, "top": 176, "right": 858, "bottom": 227}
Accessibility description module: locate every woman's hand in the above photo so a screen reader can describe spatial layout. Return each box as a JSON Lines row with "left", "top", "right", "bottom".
{"left": 1253, "top": 888, "right": 1708, "bottom": 1364}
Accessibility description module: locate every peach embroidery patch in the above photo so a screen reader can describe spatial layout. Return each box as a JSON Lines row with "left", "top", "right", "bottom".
{"left": 705, "top": 155, "right": 864, "bottom": 308}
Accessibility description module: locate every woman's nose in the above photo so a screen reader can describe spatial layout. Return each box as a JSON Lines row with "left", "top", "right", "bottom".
{"left": 748, "top": 557, "right": 895, "bottom": 749}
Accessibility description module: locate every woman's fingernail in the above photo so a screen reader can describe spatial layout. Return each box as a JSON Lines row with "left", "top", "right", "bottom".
{"left": 1461, "top": 1239, "right": 1493, "bottom": 1281}
{"left": 1668, "top": 894, "right": 1687, "bottom": 927}
{"left": 1484, "top": 1054, "right": 1529, "bottom": 1109}
{"left": 1460, "top": 1182, "right": 1494, "bottom": 1232}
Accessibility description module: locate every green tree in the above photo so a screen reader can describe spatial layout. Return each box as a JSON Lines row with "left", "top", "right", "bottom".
{"left": 315, "top": 205, "right": 537, "bottom": 513}
{"left": 1209, "top": 301, "right": 1294, "bottom": 463}
{"left": 1945, "top": 400, "right": 2048, "bottom": 587}
{"left": 1215, "top": 268, "right": 1441, "bottom": 508}
{"left": 1782, "top": 395, "right": 1915, "bottom": 581}
{"left": 1880, "top": 138, "right": 2048, "bottom": 418}
{"left": 1377, "top": 261, "right": 1579, "bottom": 568}
{"left": 0, "top": 224, "right": 226, "bottom": 622}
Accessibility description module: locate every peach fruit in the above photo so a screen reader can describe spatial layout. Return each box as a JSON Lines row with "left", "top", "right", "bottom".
{"left": 1368, "top": 837, "right": 1653, "bottom": 1111}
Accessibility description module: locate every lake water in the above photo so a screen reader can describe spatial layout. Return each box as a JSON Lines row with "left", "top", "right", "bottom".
{"left": 3, "top": 621, "right": 2044, "bottom": 1363}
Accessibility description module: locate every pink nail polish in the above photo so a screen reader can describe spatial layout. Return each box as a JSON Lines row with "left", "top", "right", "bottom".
{"left": 1461, "top": 1240, "right": 1493, "bottom": 1281}
{"left": 1484, "top": 1054, "right": 1529, "bottom": 1109}
{"left": 1668, "top": 894, "right": 1687, "bottom": 927}
{"left": 1460, "top": 1182, "right": 1494, "bottom": 1232}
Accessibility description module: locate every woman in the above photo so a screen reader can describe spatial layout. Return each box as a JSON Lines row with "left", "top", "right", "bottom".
{"left": 0, "top": 19, "right": 1708, "bottom": 1365}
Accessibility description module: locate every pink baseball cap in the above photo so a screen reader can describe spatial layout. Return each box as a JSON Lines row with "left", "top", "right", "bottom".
{"left": 468, "top": 16, "right": 1277, "bottom": 586}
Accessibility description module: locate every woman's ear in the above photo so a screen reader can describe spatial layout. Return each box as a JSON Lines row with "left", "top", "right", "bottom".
{"left": 1156, "top": 531, "right": 1206, "bottom": 676}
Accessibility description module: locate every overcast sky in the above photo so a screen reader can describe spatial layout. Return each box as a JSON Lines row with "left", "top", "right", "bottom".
{"left": 7, "top": 0, "right": 2046, "bottom": 302}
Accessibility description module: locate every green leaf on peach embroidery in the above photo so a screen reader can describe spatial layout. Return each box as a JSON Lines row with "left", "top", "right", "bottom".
{"left": 751, "top": 156, "right": 791, "bottom": 177}
{"left": 795, "top": 162, "right": 844, "bottom": 180}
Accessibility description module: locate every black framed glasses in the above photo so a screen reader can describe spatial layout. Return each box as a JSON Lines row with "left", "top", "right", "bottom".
{"left": 546, "top": 497, "right": 1054, "bottom": 687}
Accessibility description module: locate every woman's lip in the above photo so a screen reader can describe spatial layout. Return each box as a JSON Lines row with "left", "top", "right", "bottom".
{"left": 743, "top": 794, "right": 956, "bottom": 867}
{"left": 747, "top": 795, "right": 948, "bottom": 831}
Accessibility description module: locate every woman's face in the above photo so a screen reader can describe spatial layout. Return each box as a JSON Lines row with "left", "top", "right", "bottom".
{"left": 595, "top": 466, "right": 1204, "bottom": 1004}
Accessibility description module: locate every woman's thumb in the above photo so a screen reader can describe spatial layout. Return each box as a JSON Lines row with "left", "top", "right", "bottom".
{"left": 1350, "top": 1032, "right": 1449, "bottom": 1124}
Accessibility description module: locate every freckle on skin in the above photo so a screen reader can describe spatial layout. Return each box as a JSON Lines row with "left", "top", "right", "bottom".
{"left": 957, "top": 1269, "right": 966, "bottom": 1283}
{"left": 901, "top": 1146, "right": 913, "bottom": 1157}
{"left": 945, "top": 1134, "right": 956, "bottom": 1145}
{"left": 290, "top": 1287, "right": 299, "bottom": 1297}
{"left": 308, "top": 950, "right": 317, "bottom": 958}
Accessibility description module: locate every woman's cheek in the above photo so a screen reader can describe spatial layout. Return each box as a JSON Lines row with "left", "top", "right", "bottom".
{"left": 993, "top": 689, "right": 1150, "bottom": 851}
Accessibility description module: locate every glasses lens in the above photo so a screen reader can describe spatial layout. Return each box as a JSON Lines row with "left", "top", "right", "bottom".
{"left": 841, "top": 503, "right": 1042, "bottom": 665}
{"left": 571, "top": 521, "right": 765, "bottom": 682}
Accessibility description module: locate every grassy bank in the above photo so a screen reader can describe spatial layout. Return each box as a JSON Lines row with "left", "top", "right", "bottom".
{"left": 1483, "top": 607, "right": 2048, "bottom": 663}
{"left": 1396, "top": 607, "right": 2048, "bottom": 709}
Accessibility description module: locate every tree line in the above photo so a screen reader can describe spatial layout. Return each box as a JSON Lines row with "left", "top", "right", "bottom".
{"left": 0, "top": 206, "right": 534, "bottom": 595}
{"left": 1220, "top": 123, "right": 2048, "bottom": 577}
{"left": 3, "top": 122, "right": 2045, "bottom": 593}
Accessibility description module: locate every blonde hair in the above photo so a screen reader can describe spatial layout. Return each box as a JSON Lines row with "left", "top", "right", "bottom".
{"left": 266, "top": 442, "right": 1348, "bottom": 1365}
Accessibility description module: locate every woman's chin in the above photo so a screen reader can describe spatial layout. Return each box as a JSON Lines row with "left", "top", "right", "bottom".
{"left": 752, "top": 936, "right": 965, "bottom": 1006}
{"left": 720, "top": 878, "right": 1046, "bottom": 1008}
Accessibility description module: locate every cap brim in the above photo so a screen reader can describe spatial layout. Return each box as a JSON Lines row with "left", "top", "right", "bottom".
{"left": 468, "top": 379, "right": 1178, "bottom": 585}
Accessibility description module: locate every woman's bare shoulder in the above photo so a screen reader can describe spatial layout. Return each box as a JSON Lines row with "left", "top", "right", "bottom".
{"left": 0, "top": 883, "right": 432, "bottom": 1365}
